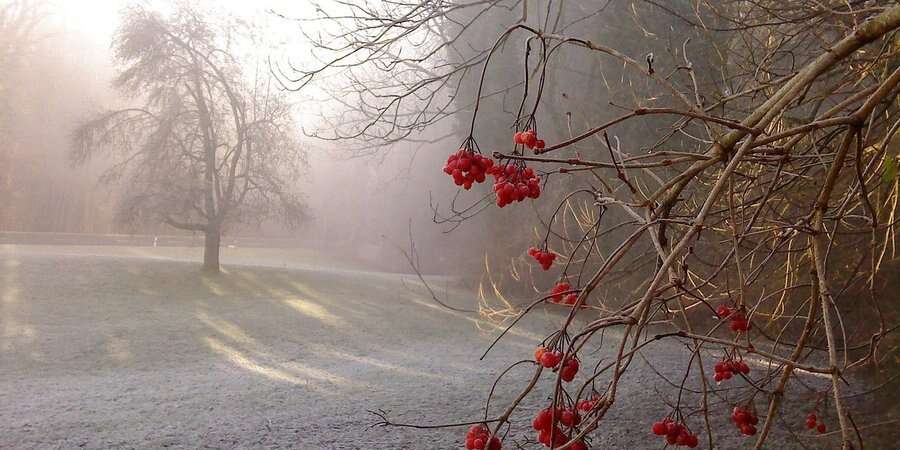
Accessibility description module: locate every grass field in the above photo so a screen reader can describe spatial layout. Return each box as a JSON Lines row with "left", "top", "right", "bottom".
{"left": 0, "top": 245, "right": 841, "bottom": 449}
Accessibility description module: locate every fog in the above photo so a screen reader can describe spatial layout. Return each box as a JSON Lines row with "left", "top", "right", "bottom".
{"left": 2, "top": 1, "right": 899, "bottom": 449}
{"left": 0, "top": 1, "right": 643, "bottom": 278}
{"left": 1, "top": 0, "right": 473, "bottom": 274}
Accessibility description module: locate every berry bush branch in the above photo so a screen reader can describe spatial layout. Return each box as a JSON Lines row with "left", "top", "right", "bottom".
{"left": 277, "top": 2, "right": 900, "bottom": 449}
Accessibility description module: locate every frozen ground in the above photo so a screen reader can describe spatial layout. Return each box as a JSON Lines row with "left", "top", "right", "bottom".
{"left": 0, "top": 245, "right": 843, "bottom": 449}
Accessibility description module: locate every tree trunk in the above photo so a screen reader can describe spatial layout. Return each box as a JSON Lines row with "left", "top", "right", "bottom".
{"left": 203, "top": 224, "right": 221, "bottom": 273}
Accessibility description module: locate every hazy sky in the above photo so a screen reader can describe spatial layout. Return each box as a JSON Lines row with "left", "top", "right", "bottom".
{"left": 39, "top": 0, "right": 441, "bottom": 257}
{"left": 52, "top": 0, "right": 345, "bottom": 135}
{"left": 56, "top": 1, "right": 318, "bottom": 54}
{"left": 56, "top": 0, "right": 317, "bottom": 40}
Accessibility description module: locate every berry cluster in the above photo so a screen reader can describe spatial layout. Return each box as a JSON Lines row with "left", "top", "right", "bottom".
{"left": 560, "top": 357, "right": 579, "bottom": 382}
{"left": 650, "top": 418, "right": 699, "bottom": 448}
{"left": 731, "top": 407, "right": 759, "bottom": 436}
{"left": 717, "top": 305, "right": 752, "bottom": 332}
{"left": 534, "top": 347, "right": 562, "bottom": 368}
{"left": 513, "top": 129, "right": 545, "bottom": 151}
{"left": 444, "top": 149, "right": 494, "bottom": 190}
{"left": 532, "top": 408, "right": 588, "bottom": 450}
{"left": 465, "top": 424, "right": 501, "bottom": 450}
{"left": 549, "top": 281, "right": 577, "bottom": 305}
{"left": 805, "top": 413, "right": 827, "bottom": 433}
{"left": 534, "top": 347, "right": 579, "bottom": 381}
{"left": 528, "top": 247, "right": 556, "bottom": 270}
{"left": 713, "top": 358, "right": 750, "bottom": 382}
{"left": 489, "top": 164, "right": 541, "bottom": 207}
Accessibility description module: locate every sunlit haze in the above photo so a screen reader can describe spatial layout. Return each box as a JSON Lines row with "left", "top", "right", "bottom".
{"left": 2, "top": 1, "right": 899, "bottom": 449}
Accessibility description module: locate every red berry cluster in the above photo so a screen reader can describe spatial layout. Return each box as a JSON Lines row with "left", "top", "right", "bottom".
{"left": 717, "top": 305, "right": 752, "bottom": 333}
{"left": 549, "top": 281, "right": 578, "bottom": 305}
{"left": 444, "top": 149, "right": 494, "bottom": 190}
{"left": 576, "top": 398, "right": 598, "bottom": 412}
{"left": 528, "top": 247, "right": 556, "bottom": 270}
{"left": 531, "top": 408, "right": 588, "bottom": 450}
{"left": 650, "top": 418, "right": 699, "bottom": 448}
{"left": 550, "top": 408, "right": 582, "bottom": 427}
{"left": 713, "top": 358, "right": 750, "bottom": 382}
{"left": 731, "top": 407, "right": 759, "bottom": 436}
{"left": 489, "top": 164, "right": 541, "bottom": 207}
{"left": 534, "top": 347, "right": 562, "bottom": 368}
{"left": 465, "top": 424, "right": 501, "bottom": 450}
{"left": 513, "top": 129, "right": 545, "bottom": 151}
{"left": 805, "top": 413, "right": 826, "bottom": 433}
{"left": 560, "top": 357, "right": 579, "bottom": 382}
{"left": 534, "top": 347, "right": 578, "bottom": 381}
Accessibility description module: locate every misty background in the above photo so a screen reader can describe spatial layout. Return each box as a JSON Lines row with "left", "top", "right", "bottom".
{"left": 1, "top": 0, "right": 698, "bottom": 280}
{"left": 3, "top": 1, "right": 898, "bottom": 448}
{"left": 0, "top": 1, "right": 461, "bottom": 274}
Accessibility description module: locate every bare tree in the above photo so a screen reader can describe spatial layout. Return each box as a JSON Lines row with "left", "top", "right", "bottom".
{"left": 73, "top": 4, "right": 305, "bottom": 273}
{"left": 281, "top": 1, "right": 900, "bottom": 449}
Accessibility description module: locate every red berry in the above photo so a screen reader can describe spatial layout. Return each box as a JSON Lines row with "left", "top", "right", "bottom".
{"left": 464, "top": 424, "right": 501, "bottom": 450}
{"left": 817, "top": 423, "right": 826, "bottom": 433}
{"left": 537, "top": 429, "right": 550, "bottom": 446}
{"left": 550, "top": 281, "right": 571, "bottom": 303}
{"left": 686, "top": 434, "right": 699, "bottom": 448}
{"left": 652, "top": 421, "right": 667, "bottom": 436}
{"left": 666, "top": 421, "right": 680, "bottom": 437}
{"left": 716, "top": 304, "right": 733, "bottom": 318}
{"left": 540, "top": 351, "right": 561, "bottom": 368}
{"left": 577, "top": 399, "right": 596, "bottom": 412}
{"left": 523, "top": 130, "right": 537, "bottom": 148}
{"left": 533, "top": 408, "right": 553, "bottom": 431}
{"left": 559, "top": 409, "right": 580, "bottom": 427}
{"left": 728, "top": 312, "right": 752, "bottom": 332}
{"left": 731, "top": 407, "right": 759, "bottom": 436}
{"left": 539, "top": 426, "right": 568, "bottom": 447}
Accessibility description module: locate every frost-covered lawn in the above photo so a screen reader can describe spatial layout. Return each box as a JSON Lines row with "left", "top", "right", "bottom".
{"left": 0, "top": 246, "right": 828, "bottom": 449}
